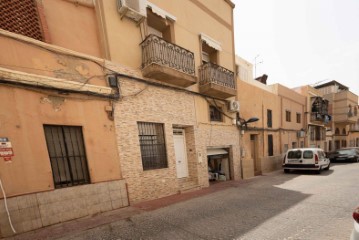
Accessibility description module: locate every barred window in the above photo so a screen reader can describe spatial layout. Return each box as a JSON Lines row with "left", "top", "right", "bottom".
{"left": 44, "top": 125, "right": 90, "bottom": 188}
{"left": 210, "top": 106, "right": 222, "bottom": 122}
{"left": 138, "top": 122, "right": 168, "bottom": 170}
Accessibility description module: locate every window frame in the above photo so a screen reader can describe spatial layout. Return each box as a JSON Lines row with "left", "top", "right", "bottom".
{"left": 137, "top": 122, "right": 168, "bottom": 171}
{"left": 296, "top": 113, "right": 301, "bottom": 124}
{"left": 267, "top": 109, "right": 272, "bottom": 128}
{"left": 43, "top": 125, "right": 90, "bottom": 189}
{"left": 146, "top": 8, "right": 174, "bottom": 43}
{"left": 285, "top": 110, "right": 291, "bottom": 122}
{"left": 268, "top": 134, "right": 274, "bottom": 156}
{"left": 209, "top": 105, "right": 223, "bottom": 122}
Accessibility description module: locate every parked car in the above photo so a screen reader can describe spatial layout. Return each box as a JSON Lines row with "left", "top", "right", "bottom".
{"left": 282, "top": 148, "right": 330, "bottom": 174}
{"left": 351, "top": 206, "right": 359, "bottom": 240}
{"left": 329, "top": 148, "right": 359, "bottom": 163}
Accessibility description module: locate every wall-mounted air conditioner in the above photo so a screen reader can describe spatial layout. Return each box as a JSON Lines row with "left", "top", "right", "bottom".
{"left": 117, "top": 0, "right": 147, "bottom": 23}
{"left": 228, "top": 100, "right": 240, "bottom": 112}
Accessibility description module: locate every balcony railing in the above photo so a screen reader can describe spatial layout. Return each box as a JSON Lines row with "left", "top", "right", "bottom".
{"left": 141, "top": 34, "right": 195, "bottom": 76}
{"left": 199, "top": 62, "right": 235, "bottom": 89}
{"left": 310, "top": 112, "right": 331, "bottom": 124}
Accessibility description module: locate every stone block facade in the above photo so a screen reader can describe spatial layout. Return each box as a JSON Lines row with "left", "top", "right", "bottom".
{"left": 114, "top": 75, "right": 240, "bottom": 203}
{"left": 0, "top": 179, "right": 128, "bottom": 237}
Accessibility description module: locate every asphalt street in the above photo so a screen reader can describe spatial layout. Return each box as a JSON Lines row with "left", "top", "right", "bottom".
{"left": 57, "top": 162, "right": 359, "bottom": 240}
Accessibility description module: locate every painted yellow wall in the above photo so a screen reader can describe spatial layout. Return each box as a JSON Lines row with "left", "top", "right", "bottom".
{"left": 100, "top": 0, "right": 235, "bottom": 73}
{"left": 0, "top": 86, "right": 122, "bottom": 197}
{"left": 42, "top": 0, "right": 102, "bottom": 57}
{"left": 238, "top": 80, "right": 280, "bottom": 129}
{"left": 0, "top": 35, "right": 106, "bottom": 87}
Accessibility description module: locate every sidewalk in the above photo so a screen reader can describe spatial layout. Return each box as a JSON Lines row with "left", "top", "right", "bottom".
{"left": 4, "top": 176, "right": 268, "bottom": 240}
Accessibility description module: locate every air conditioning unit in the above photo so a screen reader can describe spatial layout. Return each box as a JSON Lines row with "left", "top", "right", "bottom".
{"left": 228, "top": 100, "right": 240, "bottom": 112}
{"left": 117, "top": 0, "right": 147, "bottom": 23}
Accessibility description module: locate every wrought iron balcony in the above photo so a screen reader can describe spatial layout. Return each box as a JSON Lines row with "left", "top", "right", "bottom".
{"left": 310, "top": 112, "right": 331, "bottom": 124}
{"left": 141, "top": 34, "right": 196, "bottom": 87}
{"left": 199, "top": 62, "right": 236, "bottom": 99}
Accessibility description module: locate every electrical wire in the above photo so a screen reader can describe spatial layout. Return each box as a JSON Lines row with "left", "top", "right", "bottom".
{"left": 0, "top": 178, "right": 16, "bottom": 234}
{"left": 0, "top": 79, "right": 118, "bottom": 100}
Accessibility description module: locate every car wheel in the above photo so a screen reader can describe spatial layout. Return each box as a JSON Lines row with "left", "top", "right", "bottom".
{"left": 316, "top": 167, "right": 322, "bottom": 174}
{"left": 324, "top": 163, "right": 330, "bottom": 170}
{"left": 284, "top": 169, "right": 290, "bottom": 173}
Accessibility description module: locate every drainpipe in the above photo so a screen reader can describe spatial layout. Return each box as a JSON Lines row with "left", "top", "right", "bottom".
{"left": 237, "top": 112, "right": 244, "bottom": 179}
{"left": 0, "top": 178, "right": 16, "bottom": 234}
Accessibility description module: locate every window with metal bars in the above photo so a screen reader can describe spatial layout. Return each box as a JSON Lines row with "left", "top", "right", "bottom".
{"left": 44, "top": 125, "right": 90, "bottom": 188}
{"left": 210, "top": 106, "right": 222, "bottom": 122}
{"left": 138, "top": 122, "right": 168, "bottom": 170}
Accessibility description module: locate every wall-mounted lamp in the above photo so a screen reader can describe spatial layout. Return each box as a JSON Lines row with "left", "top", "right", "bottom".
{"left": 236, "top": 114, "right": 259, "bottom": 129}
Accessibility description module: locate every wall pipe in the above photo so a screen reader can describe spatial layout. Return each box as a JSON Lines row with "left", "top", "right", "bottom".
{"left": 0, "top": 178, "right": 16, "bottom": 234}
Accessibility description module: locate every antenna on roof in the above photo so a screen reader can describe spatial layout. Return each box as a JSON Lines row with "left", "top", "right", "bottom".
{"left": 312, "top": 79, "right": 329, "bottom": 87}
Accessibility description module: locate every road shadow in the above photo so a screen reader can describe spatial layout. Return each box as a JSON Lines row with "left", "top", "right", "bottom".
{"left": 88, "top": 173, "right": 314, "bottom": 240}
{"left": 285, "top": 169, "right": 334, "bottom": 176}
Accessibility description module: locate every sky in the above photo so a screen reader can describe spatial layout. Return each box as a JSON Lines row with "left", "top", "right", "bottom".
{"left": 233, "top": 0, "right": 359, "bottom": 95}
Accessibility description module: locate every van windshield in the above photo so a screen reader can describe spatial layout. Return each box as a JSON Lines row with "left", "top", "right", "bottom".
{"left": 303, "top": 151, "right": 314, "bottom": 159}
{"left": 287, "top": 150, "right": 301, "bottom": 159}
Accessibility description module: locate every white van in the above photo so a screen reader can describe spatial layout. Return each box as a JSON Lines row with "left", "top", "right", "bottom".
{"left": 282, "top": 148, "right": 330, "bottom": 174}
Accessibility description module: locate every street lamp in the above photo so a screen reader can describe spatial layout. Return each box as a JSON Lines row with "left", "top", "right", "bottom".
{"left": 237, "top": 116, "right": 259, "bottom": 128}
{"left": 236, "top": 115, "right": 259, "bottom": 179}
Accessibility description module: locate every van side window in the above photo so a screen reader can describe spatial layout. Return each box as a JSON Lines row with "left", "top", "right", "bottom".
{"left": 288, "top": 150, "right": 301, "bottom": 159}
{"left": 303, "top": 151, "right": 313, "bottom": 159}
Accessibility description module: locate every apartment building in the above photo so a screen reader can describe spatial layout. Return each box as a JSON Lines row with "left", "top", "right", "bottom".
{"left": 0, "top": 0, "right": 238, "bottom": 236}
{"left": 294, "top": 85, "right": 330, "bottom": 150}
{"left": 97, "top": 0, "right": 239, "bottom": 203}
{"left": 236, "top": 56, "right": 306, "bottom": 178}
{"left": 314, "top": 81, "right": 359, "bottom": 150}
{"left": 0, "top": 0, "right": 126, "bottom": 237}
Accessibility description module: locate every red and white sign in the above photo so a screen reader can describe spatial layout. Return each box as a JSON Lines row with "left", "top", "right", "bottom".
{"left": 0, "top": 141, "right": 14, "bottom": 157}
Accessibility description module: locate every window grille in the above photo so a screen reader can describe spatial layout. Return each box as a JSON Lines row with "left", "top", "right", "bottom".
{"left": 210, "top": 106, "right": 222, "bottom": 122}
{"left": 44, "top": 125, "right": 90, "bottom": 188}
{"left": 138, "top": 122, "right": 168, "bottom": 170}
{"left": 0, "top": 0, "right": 44, "bottom": 41}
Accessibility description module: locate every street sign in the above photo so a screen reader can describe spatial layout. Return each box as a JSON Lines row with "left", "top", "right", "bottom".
{"left": 0, "top": 140, "right": 14, "bottom": 158}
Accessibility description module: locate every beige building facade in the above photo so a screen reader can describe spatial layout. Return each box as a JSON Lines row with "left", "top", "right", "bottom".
{"left": 236, "top": 56, "right": 306, "bottom": 178}
{"left": 314, "top": 81, "right": 359, "bottom": 151}
{"left": 294, "top": 85, "right": 329, "bottom": 150}
{"left": 0, "top": 0, "right": 129, "bottom": 237}
{"left": 1, "top": 0, "right": 239, "bottom": 236}
{"left": 100, "top": 0, "right": 239, "bottom": 203}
